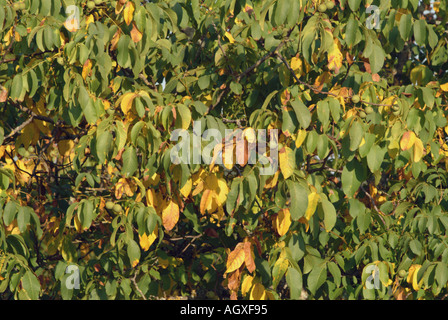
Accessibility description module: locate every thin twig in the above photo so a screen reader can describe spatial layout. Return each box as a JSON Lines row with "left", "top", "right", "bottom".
{"left": 131, "top": 271, "right": 147, "bottom": 300}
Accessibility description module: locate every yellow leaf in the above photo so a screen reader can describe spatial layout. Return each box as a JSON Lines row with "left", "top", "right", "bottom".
{"left": 295, "top": 129, "right": 307, "bottom": 148}
{"left": 130, "top": 23, "right": 142, "bottom": 43}
{"left": 226, "top": 243, "right": 245, "bottom": 273}
{"left": 440, "top": 83, "right": 448, "bottom": 91}
{"left": 120, "top": 92, "right": 137, "bottom": 115}
{"left": 328, "top": 39, "right": 343, "bottom": 73}
{"left": 407, "top": 265, "right": 423, "bottom": 291}
{"left": 179, "top": 178, "right": 192, "bottom": 198}
{"left": 86, "top": 14, "right": 94, "bottom": 28}
{"left": 162, "top": 200, "right": 179, "bottom": 231}
{"left": 139, "top": 226, "right": 158, "bottom": 251}
{"left": 200, "top": 189, "right": 216, "bottom": 214}
{"left": 305, "top": 192, "right": 320, "bottom": 221}
{"left": 276, "top": 208, "right": 291, "bottom": 236}
{"left": 215, "top": 178, "right": 229, "bottom": 206}
{"left": 250, "top": 283, "right": 266, "bottom": 300}
{"left": 74, "top": 214, "right": 82, "bottom": 233}
{"left": 123, "top": 1, "right": 135, "bottom": 25}
{"left": 224, "top": 31, "right": 235, "bottom": 43}
{"left": 279, "top": 147, "right": 295, "bottom": 179}
{"left": 241, "top": 275, "right": 254, "bottom": 296}
{"left": 413, "top": 138, "right": 424, "bottom": 162}
{"left": 291, "top": 56, "right": 303, "bottom": 79}
{"left": 400, "top": 131, "right": 416, "bottom": 151}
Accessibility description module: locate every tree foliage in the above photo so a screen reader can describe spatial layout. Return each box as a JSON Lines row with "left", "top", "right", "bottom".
{"left": 1, "top": 0, "right": 448, "bottom": 300}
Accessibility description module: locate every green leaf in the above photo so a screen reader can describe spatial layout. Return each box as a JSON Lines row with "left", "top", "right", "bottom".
{"left": 345, "top": 18, "right": 358, "bottom": 47}
{"left": 273, "top": 0, "right": 289, "bottom": 26}
{"left": 348, "top": 0, "right": 362, "bottom": 11}
{"left": 21, "top": 270, "right": 41, "bottom": 300}
{"left": 307, "top": 263, "right": 327, "bottom": 295}
{"left": 96, "top": 130, "right": 113, "bottom": 164}
{"left": 286, "top": 266, "right": 302, "bottom": 299}
{"left": 399, "top": 14, "right": 412, "bottom": 40}
{"left": 17, "top": 207, "right": 30, "bottom": 233}
{"left": 349, "top": 120, "right": 363, "bottom": 151}
{"left": 341, "top": 159, "right": 366, "bottom": 198}
{"left": 367, "top": 144, "right": 385, "bottom": 172}
{"left": 413, "top": 20, "right": 427, "bottom": 47}
{"left": 435, "top": 262, "right": 448, "bottom": 288}
{"left": 127, "top": 239, "right": 141, "bottom": 266}
{"left": 10, "top": 74, "right": 23, "bottom": 100}
{"left": 78, "top": 199, "right": 95, "bottom": 230}
{"left": 327, "top": 261, "right": 341, "bottom": 287}
{"left": 3, "top": 201, "right": 17, "bottom": 226}
{"left": 321, "top": 197, "right": 337, "bottom": 232}
{"left": 409, "top": 239, "right": 423, "bottom": 256}
{"left": 290, "top": 99, "right": 311, "bottom": 129}
{"left": 122, "top": 146, "right": 138, "bottom": 177}
{"left": 368, "top": 44, "right": 385, "bottom": 75}
{"left": 286, "top": 180, "right": 308, "bottom": 221}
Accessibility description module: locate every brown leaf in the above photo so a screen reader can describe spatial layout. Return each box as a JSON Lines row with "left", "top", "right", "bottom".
{"left": 0, "top": 86, "right": 8, "bottom": 102}
{"left": 243, "top": 241, "right": 256, "bottom": 273}
{"left": 130, "top": 23, "right": 142, "bottom": 43}
{"left": 372, "top": 73, "right": 380, "bottom": 82}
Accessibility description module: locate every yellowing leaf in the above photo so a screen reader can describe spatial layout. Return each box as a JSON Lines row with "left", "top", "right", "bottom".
{"left": 328, "top": 39, "right": 343, "bottom": 73}
{"left": 131, "top": 259, "right": 139, "bottom": 268}
{"left": 241, "top": 275, "right": 254, "bottom": 296}
{"left": 162, "top": 200, "right": 179, "bottom": 231}
{"left": 305, "top": 192, "right": 320, "bottom": 221}
{"left": 280, "top": 89, "right": 290, "bottom": 106}
{"left": 279, "top": 147, "right": 295, "bottom": 179}
{"left": 226, "top": 243, "right": 245, "bottom": 273}
{"left": 413, "top": 138, "right": 424, "bottom": 162}
{"left": 82, "top": 59, "right": 92, "bottom": 80}
{"left": 250, "top": 283, "right": 266, "bottom": 300}
{"left": 58, "top": 140, "right": 74, "bottom": 157}
{"left": 400, "top": 131, "right": 416, "bottom": 151}
{"left": 225, "top": 31, "right": 235, "bottom": 43}
{"left": 264, "top": 170, "right": 279, "bottom": 189}
{"left": 130, "top": 23, "right": 142, "bottom": 43}
{"left": 276, "top": 208, "right": 291, "bottom": 236}
{"left": 123, "top": 1, "right": 135, "bottom": 25}
{"left": 120, "top": 92, "right": 137, "bottom": 115}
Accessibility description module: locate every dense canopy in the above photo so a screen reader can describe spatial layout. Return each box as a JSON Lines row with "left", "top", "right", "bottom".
{"left": 0, "top": 0, "right": 448, "bottom": 300}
